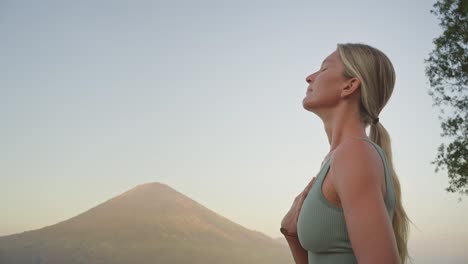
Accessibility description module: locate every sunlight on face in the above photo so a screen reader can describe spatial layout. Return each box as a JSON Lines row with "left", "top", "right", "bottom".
{"left": 302, "top": 49, "right": 348, "bottom": 113}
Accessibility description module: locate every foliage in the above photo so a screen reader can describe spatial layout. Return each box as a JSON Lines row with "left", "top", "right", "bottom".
{"left": 425, "top": 0, "right": 468, "bottom": 195}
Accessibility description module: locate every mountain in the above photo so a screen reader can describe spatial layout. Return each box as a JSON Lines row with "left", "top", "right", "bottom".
{"left": 0, "top": 182, "right": 293, "bottom": 264}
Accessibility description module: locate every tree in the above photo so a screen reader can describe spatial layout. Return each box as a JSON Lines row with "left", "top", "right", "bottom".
{"left": 425, "top": 0, "right": 468, "bottom": 195}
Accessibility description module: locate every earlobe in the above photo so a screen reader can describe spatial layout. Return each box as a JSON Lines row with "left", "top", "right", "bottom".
{"left": 341, "top": 78, "right": 361, "bottom": 98}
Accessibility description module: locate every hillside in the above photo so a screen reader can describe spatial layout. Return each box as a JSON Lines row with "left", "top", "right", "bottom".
{"left": 0, "top": 182, "right": 292, "bottom": 264}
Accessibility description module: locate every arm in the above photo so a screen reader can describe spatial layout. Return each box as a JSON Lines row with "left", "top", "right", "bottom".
{"left": 332, "top": 139, "right": 400, "bottom": 264}
{"left": 283, "top": 233, "right": 308, "bottom": 264}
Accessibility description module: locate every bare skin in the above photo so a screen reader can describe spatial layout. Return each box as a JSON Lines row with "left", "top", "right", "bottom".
{"left": 280, "top": 177, "right": 315, "bottom": 264}
{"left": 281, "top": 48, "right": 400, "bottom": 264}
{"left": 280, "top": 176, "right": 316, "bottom": 237}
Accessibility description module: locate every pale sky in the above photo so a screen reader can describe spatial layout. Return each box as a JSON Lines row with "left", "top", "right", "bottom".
{"left": 1, "top": 0, "right": 467, "bottom": 263}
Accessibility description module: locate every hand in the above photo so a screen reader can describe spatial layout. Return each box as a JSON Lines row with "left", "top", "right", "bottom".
{"left": 281, "top": 177, "right": 316, "bottom": 237}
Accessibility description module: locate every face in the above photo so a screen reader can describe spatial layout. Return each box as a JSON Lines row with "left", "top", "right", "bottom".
{"left": 302, "top": 49, "right": 350, "bottom": 113}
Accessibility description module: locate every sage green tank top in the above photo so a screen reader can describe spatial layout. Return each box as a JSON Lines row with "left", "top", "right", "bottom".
{"left": 297, "top": 138, "right": 396, "bottom": 264}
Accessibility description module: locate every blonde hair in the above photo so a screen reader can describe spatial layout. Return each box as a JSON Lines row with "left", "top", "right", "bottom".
{"left": 337, "top": 43, "right": 410, "bottom": 263}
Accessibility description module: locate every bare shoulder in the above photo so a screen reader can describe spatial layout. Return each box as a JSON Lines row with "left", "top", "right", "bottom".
{"left": 328, "top": 138, "right": 398, "bottom": 262}
{"left": 330, "top": 138, "right": 384, "bottom": 195}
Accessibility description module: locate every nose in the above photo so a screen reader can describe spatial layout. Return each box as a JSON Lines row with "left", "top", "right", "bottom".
{"left": 306, "top": 73, "right": 314, "bottom": 84}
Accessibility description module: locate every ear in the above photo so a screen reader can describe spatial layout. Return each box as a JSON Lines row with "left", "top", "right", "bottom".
{"left": 341, "top": 77, "right": 361, "bottom": 98}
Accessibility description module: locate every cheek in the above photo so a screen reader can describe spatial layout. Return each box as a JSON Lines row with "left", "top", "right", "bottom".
{"left": 305, "top": 79, "right": 342, "bottom": 105}
{"left": 312, "top": 75, "right": 334, "bottom": 95}
{"left": 313, "top": 72, "right": 333, "bottom": 88}
{"left": 320, "top": 74, "right": 343, "bottom": 94}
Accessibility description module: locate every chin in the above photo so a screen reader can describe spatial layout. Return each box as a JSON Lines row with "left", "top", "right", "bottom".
{"left": 302, "top": 96, "right": 316, "bottom": 112}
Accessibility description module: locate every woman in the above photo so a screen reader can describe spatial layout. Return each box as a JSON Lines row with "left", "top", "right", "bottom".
{"left": 280, "top": 43, "right": 409, "bottom": 264}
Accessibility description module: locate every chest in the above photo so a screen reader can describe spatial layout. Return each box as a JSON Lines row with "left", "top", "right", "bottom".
{"left": 321, "top": 167, "right": 342, "bottom": 207}
{"left": 297, "top": 162, "right": 352, "bottom": 253}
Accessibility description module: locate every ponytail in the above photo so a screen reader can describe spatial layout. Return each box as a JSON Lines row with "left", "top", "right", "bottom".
{"left": 337, "top": 43, "right": 411, "bottom": 263}
{"left": 370, "top": 122, "right": 410, "bottom": 264}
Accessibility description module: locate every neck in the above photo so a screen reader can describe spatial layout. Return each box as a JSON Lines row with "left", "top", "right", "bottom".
{"left": 322, "top": 105, "right": 367, "bottom": 154}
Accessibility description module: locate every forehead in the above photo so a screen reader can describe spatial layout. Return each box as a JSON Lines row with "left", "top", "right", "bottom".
{"left": 322, "top": 50, "right": 339, "bottom": 65}
{"left": 321, "top": 50, "right": 341, "bottom": 67}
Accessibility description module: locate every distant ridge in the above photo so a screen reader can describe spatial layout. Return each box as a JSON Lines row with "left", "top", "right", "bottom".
{"left": 0, "top": 182, "right": 292, "bottom": 264}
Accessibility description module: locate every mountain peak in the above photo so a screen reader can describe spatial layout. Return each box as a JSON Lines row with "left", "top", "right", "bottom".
{"left": 0, "top": 182, "right": 293, "bottom": 264}
{"left": 126, "top": 181, "right": 173, "bottom": 193}
{"left": 134, "top": 181, "right": 169, "bottom": 189}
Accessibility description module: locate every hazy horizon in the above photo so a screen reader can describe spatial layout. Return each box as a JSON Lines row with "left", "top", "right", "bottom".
{"left": 2, "top": 0, "right": 468, "bottom": 263}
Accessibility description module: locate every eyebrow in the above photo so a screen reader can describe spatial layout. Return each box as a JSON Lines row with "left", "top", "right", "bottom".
{"left": 321, "top": 58, "right": 329, "bottom": 66}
